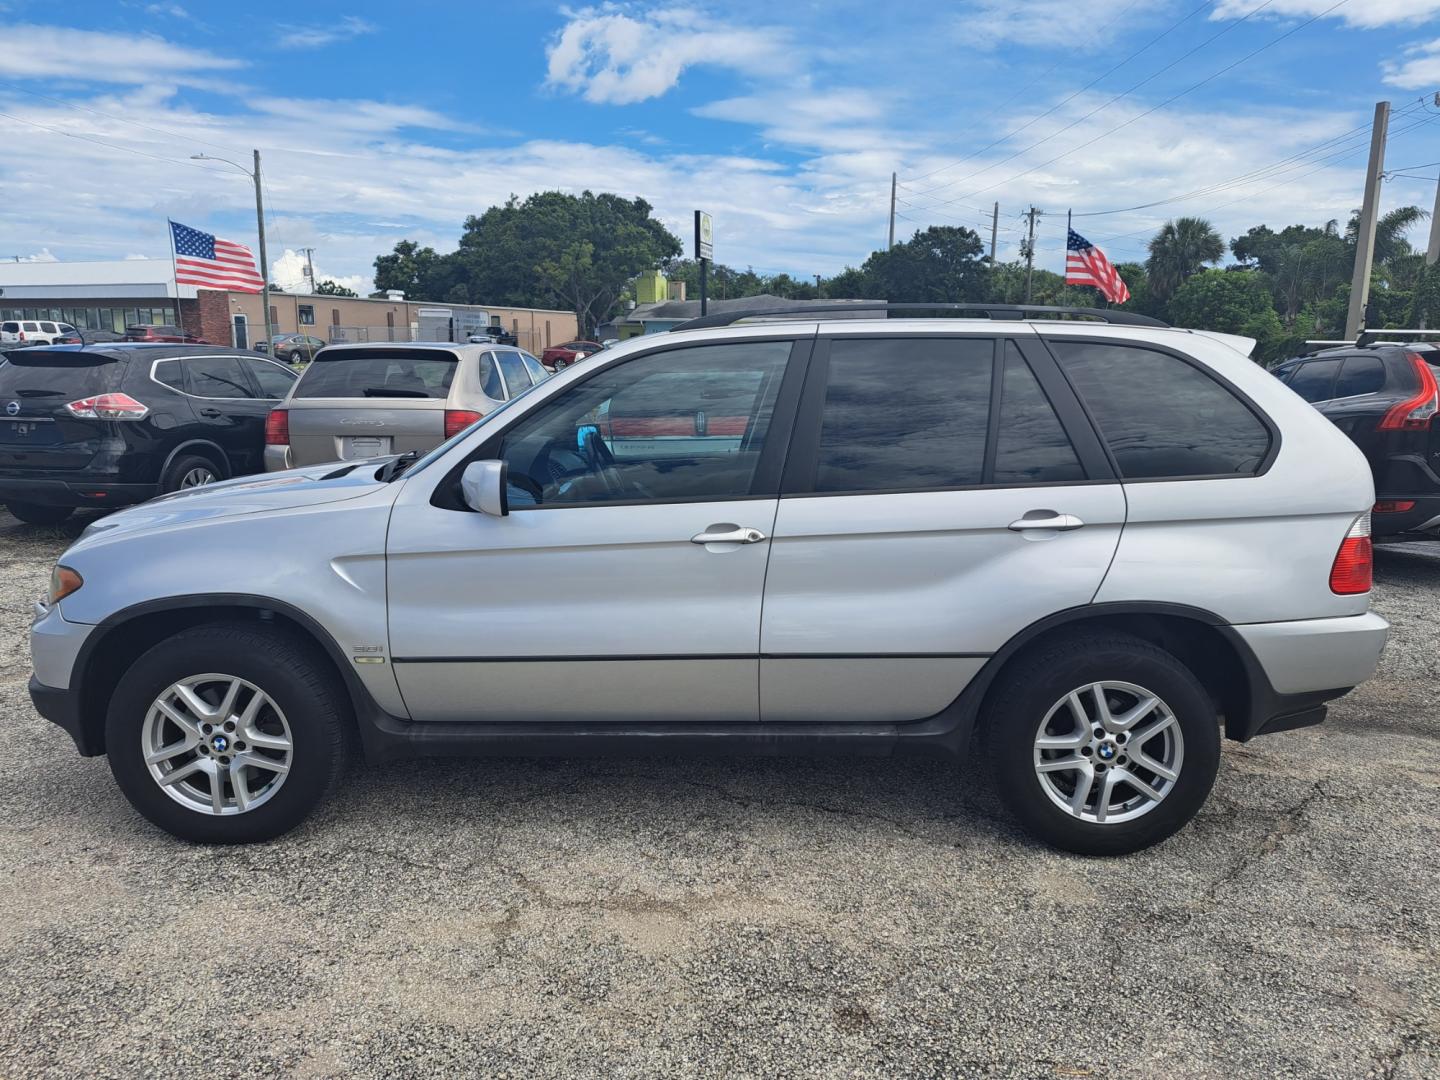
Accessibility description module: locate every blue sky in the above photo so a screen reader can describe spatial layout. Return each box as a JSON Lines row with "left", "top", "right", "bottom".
{"left": 1, "top": 1, "right": 1439, "bottom": 292}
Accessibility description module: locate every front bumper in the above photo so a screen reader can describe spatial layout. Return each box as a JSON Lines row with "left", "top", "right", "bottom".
{"left": 0, "top": 477, "right": 155, "bottom": 508}
{"left": 29, "top": 674, "right": 99, "bottom": 755}
{"left": 29, "top": 601, "right": 100, "bottom": 754}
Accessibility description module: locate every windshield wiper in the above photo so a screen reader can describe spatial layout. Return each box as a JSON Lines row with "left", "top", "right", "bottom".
{"left": 362, "top": 387, "right": 430, "bottom": 398}
{"left": 377, "top": 450, "right": 421, "bottom": 482}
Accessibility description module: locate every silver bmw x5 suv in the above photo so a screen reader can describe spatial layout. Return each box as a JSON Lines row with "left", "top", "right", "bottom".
{"left": 28, "top": 304, "right": 1389, "bottom": 853}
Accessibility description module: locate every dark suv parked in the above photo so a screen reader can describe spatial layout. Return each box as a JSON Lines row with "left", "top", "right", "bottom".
{"left": 1272, "top": 342, "right": 1440, "bottom": 538}
{"left": 0, "top": 344, "right": 296, "bottom": 524}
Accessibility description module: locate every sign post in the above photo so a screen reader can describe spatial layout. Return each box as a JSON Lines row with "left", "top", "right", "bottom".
{"left": 694, "top": 210, "right": 713, "bottom": 317}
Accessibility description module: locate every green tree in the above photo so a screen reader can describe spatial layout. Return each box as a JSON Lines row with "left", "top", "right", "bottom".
{"left": 457, "top": 191, "right": 680, "bottom": 335}
{"left": 1409, "top": 261, "right": 1440, "bottom": 327}
{"left": 1168, "top": 269, "right": 1285, "bottom": 358}
{"left": 1146, "top": 217, "right": 1225, "bottom": 301}
{"left": 313, "top": 279, "right": 358, "bottom": 298}
{"left": 371, "top": 240, "right": 448, "bottom": 299}
{"left": 858, "top": 226, "right": 988, "bottom": 303}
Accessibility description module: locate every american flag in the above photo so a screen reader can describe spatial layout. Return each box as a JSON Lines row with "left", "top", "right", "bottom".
{"left": 170, "top": 220, "right": 264, "bottom": 293}
{"left": 1066, "top": 228, "right": 1130, "bottom": 304}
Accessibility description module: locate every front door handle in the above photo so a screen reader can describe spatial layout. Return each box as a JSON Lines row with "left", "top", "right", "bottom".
{"left": 691, "top": 524, "right": 767, "bottom": 545}
{"left": 1008, "top": 511, "right": 1085, "bottom": 532}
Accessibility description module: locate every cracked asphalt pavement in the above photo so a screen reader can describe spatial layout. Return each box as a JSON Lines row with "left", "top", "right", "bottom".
{"left": 0, "top": 511, "right": 1437, "bottom": 1078}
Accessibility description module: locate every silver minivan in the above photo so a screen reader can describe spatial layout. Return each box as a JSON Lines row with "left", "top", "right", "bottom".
{"left": 29, "top": 305, "right": 1389, "bottom": 853}
{"left": 264, "top": 341, "right": 549, "bottom": 470}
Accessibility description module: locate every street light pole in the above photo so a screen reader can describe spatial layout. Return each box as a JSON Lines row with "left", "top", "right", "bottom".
{"left": 191, "top": 149, "right": 272, "bottom": 349}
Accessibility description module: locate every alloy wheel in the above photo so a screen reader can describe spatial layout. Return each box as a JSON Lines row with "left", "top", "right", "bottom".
{"left": 1032, "top": 680, "right": 1185, "bottom": 825}
{"left": 179, "top": 466, "right": 216, "bottom": 488}
{"left": 141, "top": 674, "right": 293, "bottom": 815}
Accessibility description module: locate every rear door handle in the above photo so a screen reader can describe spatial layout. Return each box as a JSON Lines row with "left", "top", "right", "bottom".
{"left": 198, "top": 408, "right": 223, "bottom": 418}
{"left": 691, "top": 525, "right": 767, "bottom": 545}
{"left": 1008, "top": 511, "right": 1085, "bottom": 532}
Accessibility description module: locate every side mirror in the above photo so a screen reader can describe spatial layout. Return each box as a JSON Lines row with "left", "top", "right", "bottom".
{"left": 460, "top": 459, "right": 508, "bottom": 516}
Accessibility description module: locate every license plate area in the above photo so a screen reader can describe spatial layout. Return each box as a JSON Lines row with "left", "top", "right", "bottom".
{"left": 341, "top": 435, "right": 390, "bottom": 459}
{"left": 0, "top": 420, "right": 60, "bottom": 445}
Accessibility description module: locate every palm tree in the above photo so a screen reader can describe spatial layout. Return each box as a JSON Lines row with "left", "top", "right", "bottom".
{"left": 1145, "top": 217, "right": 1225, "bottom": 300}
{"left": 1346, "top": 205, "right": 1429, "bottom": 267}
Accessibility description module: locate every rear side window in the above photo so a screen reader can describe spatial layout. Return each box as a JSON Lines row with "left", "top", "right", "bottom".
{"left": 1287, "top": 358, "right": 1341, "bottom": 403}
{"left": 1334, "top": 355, "right": 1385, "bottom": 398}
{"left": 153, "top": 359, "right": 185, "bottom": 391}
{"left": 497, "top": 352, "right": 532, "bottom": 395}
{"left": 1053, "top": 341, "right": 1271, "bottom": 479}
{"left": 814, "top": 338, "right": 992, "bottom": 493}
{"left": 479, "top": 354, "right": 504, "bottom": 399}
{"left": 294, "top": 350, "right": 458, "bottom": 400}
{"left": 242, "top": 356, "right": 297, "bottom": 398}
{"left": 2, "top": 323, "right": 17, "bottom": 332}
{"left": 993, "top": 343, "right": 1083, "bottom": 484}
{"left": 185, "top": 356, "right": 254, "bottom": 399}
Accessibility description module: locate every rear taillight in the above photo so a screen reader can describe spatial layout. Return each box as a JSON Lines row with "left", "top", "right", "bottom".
{"left": 1329, "top": 513, "right": 1373, "bottom": 595}
{"left": 64, "top": 393, "right": 148, "bottom": 420}
{"left": 1373, "top": 499, "right": 1415, "bottom": 514}
{"left": 1378, "top": 352, "right": 1439, "bottom": 431}
{"left": 444, "top": 409, "right": 482, "bottom": 439}
{"left": 265, "top": 408, "right": 289, "bottom": 445}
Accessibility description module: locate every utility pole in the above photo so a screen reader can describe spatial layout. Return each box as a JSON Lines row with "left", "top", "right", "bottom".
{"left": 254, "top": 149, "right": 272, "bottom": 350}
{"left": 1345, "top": 102, "right": 1390, "bottom": 340}
{"left": 302, "top": 247, "right": 316, "bottom": 290}
{"left": 888, "top": 172, "right": 897, "bottom": 250}
{"left": 190, "top": 148, "right": 273, "bottom": 349}
{"left": 1426, "top": 173, "right": 1440, "bottom": 266}
{"left": 1023, "top": 206, "right": 1041, "bottom": 303}
{"left": 989, "top": 201, "right": 999, "bottom": 271}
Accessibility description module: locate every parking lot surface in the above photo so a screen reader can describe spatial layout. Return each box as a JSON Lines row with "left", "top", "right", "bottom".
{"left": 0, "top": 510, "right": 1436, "bottom": 1079}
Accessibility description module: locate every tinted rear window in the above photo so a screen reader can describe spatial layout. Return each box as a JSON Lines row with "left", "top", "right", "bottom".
{"left": 293, "top": 350, "right": 458, "bottom": 400}
{"left": 1054, "top": 341, "right": 1271, "bottom": 479}
{"left": 0, "top": 352, "right": 120, "bottom": 399}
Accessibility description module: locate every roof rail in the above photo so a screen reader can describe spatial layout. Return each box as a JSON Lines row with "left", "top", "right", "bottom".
{"left": 1356, "top": 328, "right": 1440, "bottom": 347}
{"left": 669, "top": 302, "right": 1169, "bottom": 332}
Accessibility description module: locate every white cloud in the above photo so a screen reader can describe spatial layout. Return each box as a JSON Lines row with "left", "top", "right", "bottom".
{"left": 124, "top": 253, "right": 152, "bottom": 260}
{"left": 0, "top": 24, "right": 243, "bottom": 86}
{"left": 16, "top": 248, "right": 59, "bottom": 263}
{"left": 1211, "top": 0, "right": 1440, "bottom": 29}
{"left": 546, "top": 6, "right": 791, "bottom": 104}
{"left": 274, "top": 15, "right": 376, "bottom": 51}
{"left": 1383, "top": 37, "right": 1440, "bottom": 88}
{"left": 957, "top": 0, "right": 1144, "bottom": 49}
{"left": 144, "top": 3, "right": 192, "bottom": 17}
{"left": 269, "top": 248, "right": 366, "bottom": 295}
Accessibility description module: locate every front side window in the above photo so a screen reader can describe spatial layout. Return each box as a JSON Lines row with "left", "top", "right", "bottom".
{"left": 185, "top": 355, "right": 254, "bottom": 399}
{"left": 520, "top": 352, "right": 549, "bottom": 384}
{"left": 814, "top": 337, "right": 993, "bottom": 493}
{"left": 496, "top": 341, "right": 791, "bottom": 507}
{"left": 1053, "top": 341, "right": 1271, "bottom": 479}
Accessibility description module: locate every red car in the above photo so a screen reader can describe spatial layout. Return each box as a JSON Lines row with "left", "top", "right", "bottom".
{"left": 123, "top": 324, "right": 208, "bottom": 344}
{"left": 541, "top": 339, "right": 602, "bottom": 370}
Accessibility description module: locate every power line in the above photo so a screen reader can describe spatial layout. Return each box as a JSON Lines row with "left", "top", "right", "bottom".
{"left": 0, "top": 107, "right": 230, "bottom": 173}
{"left": 0, "top": 80, "right": 245, "bottom": 156}
{"left": 902, "top": 0, "right": 1212, "bottom": 192}
{"left": 926, "top": 0, "right": 1351, "bottom": 210}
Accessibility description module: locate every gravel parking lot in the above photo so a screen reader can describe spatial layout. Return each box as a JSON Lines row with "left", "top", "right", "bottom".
{"left": 0, "top": 511, "right": 1436, "bottom": 1079}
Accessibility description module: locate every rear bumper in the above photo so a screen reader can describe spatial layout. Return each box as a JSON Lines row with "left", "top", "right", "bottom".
{"left": 1228, "top": 612, "right": 1388, "bottom": 739}
{"left": 1372, "top": 495, "right": 1440, "bottom": 537}
{"left": 263, "top": 444, "right": 292, "bottom": 472}
{"left": 0, "top": 476, "right": 155, "bottom": 508}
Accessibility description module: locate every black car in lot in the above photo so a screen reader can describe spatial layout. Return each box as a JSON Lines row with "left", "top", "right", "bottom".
{"left": 1272, "top": 340, "right": 1440, "bottom": 538}
{"left": 0, "top": 344, "right": 296, "bottom": 524}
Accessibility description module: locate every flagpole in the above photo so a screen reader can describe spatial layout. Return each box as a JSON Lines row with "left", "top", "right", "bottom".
{"left": 167, "top": 219, "right": 186, "bottom": 336}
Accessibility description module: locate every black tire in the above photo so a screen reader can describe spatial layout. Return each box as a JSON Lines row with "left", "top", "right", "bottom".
{"left": 552, "top": 358, "right": 567, "bottom": 370}
{"left": 160, "top": 452, "right": 223, "bottom": 493}
{"left": 5, "top": 501, "right": 73, "bottom": 525}
{"left": 987, "top": 633, "right": 1221, "bottom": 856}
{"left": 105, "top": 623, "right": 350, "bottom": 843}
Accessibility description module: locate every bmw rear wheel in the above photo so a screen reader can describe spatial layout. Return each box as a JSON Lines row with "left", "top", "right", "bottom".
{"left": 988, "top": 634, "right": 1220, "bottom": 855}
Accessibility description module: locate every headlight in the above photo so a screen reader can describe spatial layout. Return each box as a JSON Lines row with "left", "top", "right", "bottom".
{"left": 49, "top": 565, "right": 83, "bottom": 604}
